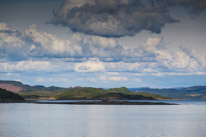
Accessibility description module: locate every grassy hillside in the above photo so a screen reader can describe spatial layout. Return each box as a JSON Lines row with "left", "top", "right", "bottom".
{"left": 18, "top": 87, "right": 170, "bottom": 100}
{"left": 18, "top": 91, "right": 56, "bottom": 99}
{"left": 54, "top": 87, "right": 170, "bottom": 100}
{"left": 0, "top": 88, "right": 25, "bottom": 102}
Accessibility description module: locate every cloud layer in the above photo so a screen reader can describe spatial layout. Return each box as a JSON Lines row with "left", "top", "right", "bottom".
{"left": 1, "top": 22, "right": 206, "bottom": 76}
{"left": 52, "top": 0, "right": 206, "bottom": 37}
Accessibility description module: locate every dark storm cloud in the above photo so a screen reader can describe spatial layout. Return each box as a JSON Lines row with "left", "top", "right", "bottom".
{"left": 51, "top": 0, "right": 206, "bottom": 37}
{"left": 156, "top": 0, "right": 206, "bottom": 14}
{"left": 52, "top": 0, "right": 177, "bottom": 37}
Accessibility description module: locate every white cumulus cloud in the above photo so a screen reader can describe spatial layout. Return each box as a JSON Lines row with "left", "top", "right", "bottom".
{"left": 100, "top": 75, "right": 128, "bottom": 81}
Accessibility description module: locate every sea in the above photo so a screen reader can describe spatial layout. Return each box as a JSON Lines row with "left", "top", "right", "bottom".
{"left": 0, "top": 100, "right": 206, "bottom": 137}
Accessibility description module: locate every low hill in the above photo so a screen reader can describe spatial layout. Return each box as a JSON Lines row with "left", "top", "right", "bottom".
{"left": 54, "top": 87, "right": 169, "bottom": 100}
{"left": 0, "top": 88, "right": 25, "bottom": 102}
{"left": 0, "top": 80, "right": 25, "bottom": 92}
{"left": 0, "top": 84, "right": 24, "bottom": 93}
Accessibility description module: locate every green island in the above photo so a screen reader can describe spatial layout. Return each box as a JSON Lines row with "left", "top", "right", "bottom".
{"left": 0, "top": 80, "right": 176, "bottom": 105}
{"left": 18, "top": 87, "right": 170, "bottom": 100}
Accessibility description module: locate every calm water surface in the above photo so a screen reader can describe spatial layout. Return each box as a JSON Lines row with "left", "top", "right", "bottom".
{"left": 0, "top": 101, "right": 206, "bottom": 137}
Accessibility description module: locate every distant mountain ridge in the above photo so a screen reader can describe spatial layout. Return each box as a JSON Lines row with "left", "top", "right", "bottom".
{"left": 130, "top": 86, "right": 206, "bottom": 100}
{"left": 0, "top": 80, "right": 65, "bottom": 92}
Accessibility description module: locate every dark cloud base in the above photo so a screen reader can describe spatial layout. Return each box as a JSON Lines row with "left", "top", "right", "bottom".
{"left": 51, "top": 0, "right": 206, "bottom": 37}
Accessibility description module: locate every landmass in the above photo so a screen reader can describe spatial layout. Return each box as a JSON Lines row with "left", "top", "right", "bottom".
{"left": 0, "top": 80, "right": 170, "bottom": 100}
{"left": 1, "top": 80, "right": 206, "bottom": 103}
{"left": 0, "top": 81, "right": 179, "bottom": 105}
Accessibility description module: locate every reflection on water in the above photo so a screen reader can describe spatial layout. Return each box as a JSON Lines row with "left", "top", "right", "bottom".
{"left": 37, "top": 100, "right": 102, "bottom": 103}
{"left": 0, "top": 102, "right": 206, "bottom": 137}
{"left": 112, "top": 100, "right": 206, "bottom": 105}
{"left": 38, "top": 99, "right": 206, "bottom": 105}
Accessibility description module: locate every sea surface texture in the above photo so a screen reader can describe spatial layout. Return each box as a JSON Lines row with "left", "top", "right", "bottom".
{"left": 0, "top": 101, "right": 206, "bottom": 137}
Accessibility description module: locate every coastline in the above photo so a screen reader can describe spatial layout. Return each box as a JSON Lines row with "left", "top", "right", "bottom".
{"left": 0, "top": 100, "right": 178, "bottom": 105}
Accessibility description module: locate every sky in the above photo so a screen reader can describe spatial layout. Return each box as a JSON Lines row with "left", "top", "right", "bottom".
{"left": 0, "top": 0, "right": 206, "bottom": 88}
